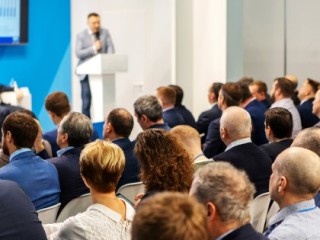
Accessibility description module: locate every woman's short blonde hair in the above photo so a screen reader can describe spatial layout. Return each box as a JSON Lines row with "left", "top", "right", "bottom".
{"left": 80, "top": 140, "right": 125, "bottom": 193}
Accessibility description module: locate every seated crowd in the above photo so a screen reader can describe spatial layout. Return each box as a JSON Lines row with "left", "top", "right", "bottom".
{"left": 0, "top": 75, "right": 320, "bottom": 239}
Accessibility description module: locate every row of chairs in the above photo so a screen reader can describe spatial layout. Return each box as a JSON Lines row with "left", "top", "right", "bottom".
{"left": 37, "top": 182, "right": 145, "bottom": 224}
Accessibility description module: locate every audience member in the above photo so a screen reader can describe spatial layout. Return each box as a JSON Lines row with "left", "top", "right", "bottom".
{"left": 132, "top": 192, "right": 209, "bottom": 240}
{"left": 265, "top": 147, "right": 320, "bottom": 239}
{"left": 133, "top": 95, "right": 170, "bottom": 130}
{"left": 171, "top": 125, "right": 213, "bottom": 171}
{"left": 297, "top": 78, "right": 319, "bottom": 128}
{"left": 249, "top": 80, "right": 272, "bottom": 109}
{"left": 48, "top": 112, "right": 92, "bottom": 212}
{"left": 196, "top": 82, "right": 223, "bottom": 141}
{"left": 285, "top": 74, "right": 300, "bottom": 106}
{"left": 44, "top": 140, "right": 134, "bottom": 240}
{"left": 169, "top": 84, "right": 197, "bottom": 128}
{"left": 213, "top": 106, "right": 272, "bottom": 196}
{"left": 135, "top": 129, "right": 193, "bottom": 201}
{"left": 312, "top": 88, "right": 320, "bottom": 126}
{"left": 291, "top": 127, "right": 320, "bottom": 156}
{"left": 0, "top": 112, "right": 60, "bottom": 210}
{"left": 203, "top": 82, "right": 243, "bottom": 158}
{"left": 260, "top": 108, "right": 293, "bottom": 162}
{"left": 270, "top": 77, "right": 302, "bottom": 137}
{"left": 156, "top": 86, "right": 184, "bottom": 128}
{"left": 43, "top": 91, "right": 99, "bottom": 157}
{"left": 190, "top": 162, "right": 268, "bottom": 240}
{"left": 238, "top": 81, "right": 268, "bottom": 145}
{"left": 103, "top": 108, "right": 140, "bottom": 189}
{"left": 0, "top": 180, "right": 47, "bottom": 239}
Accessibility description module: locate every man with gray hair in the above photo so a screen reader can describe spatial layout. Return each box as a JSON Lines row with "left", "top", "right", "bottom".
{"left": 213, "top": 106, "right": 272, "bottom": 196}
{"left": 291, "top": 127, "right": 320, "bottom": 156}
{"left": 190, "top": 162, "right": 268, "bottom": 240}
{"left": 133, "top": 95, "right": 170, "bottom": 131}
{"left": 265, "top": 147, "right": 320, "bottom": 239}
{"left": 48, "top": 112, "right": 93, "bottom": 212}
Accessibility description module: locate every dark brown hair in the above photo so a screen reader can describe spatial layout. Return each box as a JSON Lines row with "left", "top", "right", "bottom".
{"left": 45, "top": 91, "right": 71, "bottom": 117}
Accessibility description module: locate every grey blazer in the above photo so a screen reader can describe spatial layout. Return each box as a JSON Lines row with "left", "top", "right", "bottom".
{"left": 75, "top": 28, "right": 115, "bottom": 80}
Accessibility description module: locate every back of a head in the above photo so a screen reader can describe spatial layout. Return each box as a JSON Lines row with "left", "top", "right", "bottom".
{"left": 285, "top": 74, "right": 298, "bottom": 89}
{"left": 171, "top": 125, "right": 201, "bottom": 152}
{"left": 238, "top": 81, "right": 253, "bottom": 101}
{"left": 276, "top": 147, "right": 320, "bottom": 196}
{"left": 168, "top": 84, "right": 183, "bottom": 105}
{"left": 291, "top": 127, "right": 320, "bottom": 156}
{"left": 134, "top": 95, "right": 163, "bottom": 122}
{"left": 274, "top": 77, "right": 295, "bottom": 98}
{"left": 59, "top": 112, "right": 93, "bottom": 147}
{"left": 2, "top": 112, "right": 38, "bottom": 149}
{"left": 220, "top": 106, "right": 252, "bottom": 140}
{"left": 238, "top": 76, "right": 254, "bottom": 86}
{"left": 156, "top": 86, "right": 176, "bottom": 106}
{"left": 250, "top": 80, "right": 268, "bottom": 95}
{"left": 306, "top": 78, "right": 320, "bottom": 95}
{"left": 107, "top": 108, "right": 133, "bottom": 138}
{"left": 191, "top": 162, "right": 255, "bottom": 225}
{"left": 45, "top": 91, "right": 71, "bottom": 117}
{"left": 132, "top": 192, "right": 209, "bottom": 240}
{"left": 220, "top": 83, "right": 243, "bottom": 107}
{"left": 265, "top": 107, "right": 293, "bottom": 139}
{"left": 80, "top": 140, "right": 125, "bottom": 193}
{"left": 210, "top": 82, "right": 224, "bottom": 98}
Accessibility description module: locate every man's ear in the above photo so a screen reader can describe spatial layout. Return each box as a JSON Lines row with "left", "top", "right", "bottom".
{"left": 5, "top": 131, "right": 13, "bottom": 144}
{"left": 207, "top": 202, "right": 217, "bottom": 220}
{"left": 278, "top": 176, "right": 288, "bottom": 193}
{"left": 220, "top": 127, "right": 227, "bottom": 139}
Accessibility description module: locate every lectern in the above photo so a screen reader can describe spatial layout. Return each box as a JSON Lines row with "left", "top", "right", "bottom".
{"left": 76, "top": 54, "right": 128, "bottom": 122}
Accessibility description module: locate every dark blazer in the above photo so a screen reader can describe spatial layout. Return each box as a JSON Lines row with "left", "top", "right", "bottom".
{"left": 148, "top": 123, "right": 171, "bottom": 131}
{"left": 297, "top": 98, "right": 319, "bottom": 129}
{"left": 260, "top": 139, "right": 293, "bottom": 163}
{"left": 162, "top": 108, "right": 185, "bottom": 128}
{"left": 213, "top": 142, "right": 272, "bottom": 197}
{"left": 175, "top": 104, "right": 196, "bottom": 128}
{"left": 113, "top": 138, "right": 140, "bottom": 190}
{"left": 203, "top": 118, "right": 226, "bottom": 158}
{"left": 197, "top": 104, "right": 222, "bottom": 139}
{"left": 48, "top": 147, "right": 89, "bottom": 211}
{"left": 220, "top": 223, "right": 269, "bottom": 240}
{"left": 261, "top": 99, "right": 271, "bottom": 109}
{"left": 0, "top": 180, "right": 47, "bottom": 240}
{"left": 43, "top": 128, "right": 100, "bottom": 157}
{"left": 245, "top": 99, "right": 268, "bottom": 146}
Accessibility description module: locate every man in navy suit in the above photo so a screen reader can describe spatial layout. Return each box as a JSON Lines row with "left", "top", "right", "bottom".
{"left": 213, "top": 106, "right": 272, "bottom": 197}
{"left": 297, "top": 78, "right": 319, "bottom": 128}
{"left": 156, "top": 86, "right": 184, "bottom": 128}
{"left": 0, "top": 180, "right": 47, "bottom": 239}
{"left": 76, "top": 12, "right": 115, "bottom": 118}
{"left": 249, "top": 80, "right": 272, "bottom": 109}
{"left": 169, "top": 84, "right": 196, "bottom": 128}
{"left": 196, "top": 82, "right": 223, "bottom": 142}
{"left": 190, "top": 162, "right": 268, "bottom": 240}
{"left": 134, "top": 95, "right": 171, "bottom": 131}
{"left": 0, "top": 112, "right": 60, "bottom": 210}
{"left": 103, "top": 108, "right": 140, "bottom": 190}
{"left": 48, "top": 112, "right": 92, "bottom": 211}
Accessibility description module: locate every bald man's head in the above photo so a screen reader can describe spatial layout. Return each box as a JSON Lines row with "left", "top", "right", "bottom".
{"left": 285, "top": 75, "right": 298, "bottom": 89}
{"left": 291, "top": 127, "right": 320, "bottom": 156}
{"left": 171, "top": 125, "right": 201, "bottom": 153}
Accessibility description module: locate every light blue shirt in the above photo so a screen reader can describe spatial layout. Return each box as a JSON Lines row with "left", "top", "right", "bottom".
{"left": 57, "top": 146, "right": 74, "bottom": 157}
{"left": 9, "top": 148, "right": 30, "bottom": 162}
{"left": 267, "top": 199, "right": 320, "bottom": 240}
{"left": 225, "top": 137, "right": 251, "bottom": 152}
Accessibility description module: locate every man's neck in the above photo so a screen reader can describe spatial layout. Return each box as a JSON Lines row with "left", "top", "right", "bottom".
{"left": 278, "top": 194, "right": 315, "bottom": 210}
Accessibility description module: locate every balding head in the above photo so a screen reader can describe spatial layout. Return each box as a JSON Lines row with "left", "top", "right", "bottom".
{"left": 171, "top": 125, "right": 201, "bottom": 156}
{"left": 285, "top": 75, "right": 298, "bottom": 89}
{"left": 271, "top": 147, "right": 320, "bottom": 204}
{"left": 291, "top": 127, "right": 320, "bottom": 156}
{"left": 220, "top": 106, "right": 252, "bottom": 144}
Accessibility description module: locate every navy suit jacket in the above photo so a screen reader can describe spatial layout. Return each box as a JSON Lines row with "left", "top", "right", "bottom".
{"left": 260, "top": 139, "right": 293, "bottom": 163}
{"left": 220, "top": 223, "right": 269, "bottom": 240}
{"left": 175, "top": 104, "right": 196, "bottom": 128}
{"left": 203, "top": 117, "right": 226, "bottom": 158}
{"left": 213, "top": 142, "right": 272, "bottom": 197}
{"left": 148, "top": 123, "right": 171, "bottom": 131}
{"left": 0, "top": 180, "right": 47, "bottom": 240}
{"left": 113, "top": 138, "right": 140, "bottom": 190}
{"left": 197, "top": 104, "right": 222, "bottom": 139}
{"left": 162, "top": 108, "right": 185, "bottom": 128}
{"left": 48, "top": 147, "right": 89, "bottom": 211}
{"left": 43, "top": 128, "right": 100, "bottom": 157}
{"left": 245, "top": 99, "right": 268, "bottom": 146}
{"left": 297, "top": 98, "right": 319, "bottom": 129}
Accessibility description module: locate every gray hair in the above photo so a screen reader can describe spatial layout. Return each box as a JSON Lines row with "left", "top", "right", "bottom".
{"left": 59, "top": 112, "right": 93, "bottom": 147}
{"left": 291, "top": 127, "right": 320, "bottom": 156}
{"left": 192, "top": 162, "right": 255, "bottom": 224}
{"left": 133, "top": 95, "right": 163, "bottom": 122}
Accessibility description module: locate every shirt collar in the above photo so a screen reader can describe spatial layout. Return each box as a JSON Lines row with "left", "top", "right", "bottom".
{"left": 10, "top": 148, "right": 31, "bottom": 162}
{"left": 57, "top": 146, "right": 74, "bottom": 157}
{"left": 225, "top": 138, "right": 251, "bottom": 151}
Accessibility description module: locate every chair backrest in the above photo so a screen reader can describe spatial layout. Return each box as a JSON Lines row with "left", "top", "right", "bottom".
{"left": 265, "top": 200, "right": 280, "bottom": 229}
{"left": 116, "top": 182, "right": 145, "bottom": 205}
{"left": 249, "top": 192, "right": 271, "bottom": 233}
{"left": 37, "top": 202, "right": 61, "bottom": 224}
{"left": 56, "top": 193, "right": 92, "bottom": 223}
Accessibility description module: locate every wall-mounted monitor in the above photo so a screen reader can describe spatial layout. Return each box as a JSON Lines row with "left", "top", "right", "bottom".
{"left": 0, "top": 0, "right": 28, "bottom": 45}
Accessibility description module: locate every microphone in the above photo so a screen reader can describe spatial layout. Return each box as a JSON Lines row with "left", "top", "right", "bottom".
{"left": 95, "top": 31, "right": 100, "bottom": 40}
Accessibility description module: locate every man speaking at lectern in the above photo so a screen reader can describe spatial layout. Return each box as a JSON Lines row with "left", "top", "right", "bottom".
{"left": 75, "top": 12, "right": 115, "bottom": 119}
